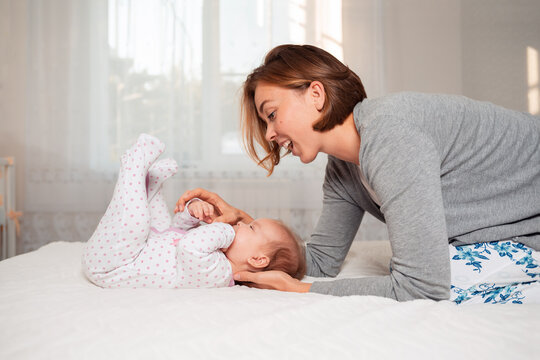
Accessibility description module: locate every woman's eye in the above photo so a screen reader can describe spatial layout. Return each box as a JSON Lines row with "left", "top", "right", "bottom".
{"left": 267, "top": 111, "right": 275, "bottom": 121}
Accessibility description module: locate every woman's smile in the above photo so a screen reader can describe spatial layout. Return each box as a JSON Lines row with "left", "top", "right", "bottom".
{"left": 280, "top": 139, "right": 295, "bottom": 154}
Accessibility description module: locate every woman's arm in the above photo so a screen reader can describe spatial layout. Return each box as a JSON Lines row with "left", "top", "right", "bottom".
{"left": 175, "top": 188, "right": 254, "bottom": 224}
{"left": 310, "top": 118, "right": 451, "bottom": 300}
{"left": 306, "top": 157, "right": 365, "bottom": 277}
{"left": 235, "top": 121, "right": 451, "bottom": 301}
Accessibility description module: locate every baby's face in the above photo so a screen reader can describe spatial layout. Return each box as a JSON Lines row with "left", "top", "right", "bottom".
{"left": 224, "top": 218, "right": 285, "bottom": 264}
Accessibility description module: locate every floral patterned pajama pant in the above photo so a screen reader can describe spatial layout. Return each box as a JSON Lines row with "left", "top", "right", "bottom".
{"left": 449, "top": 240, "right": 540, "bottom": 304}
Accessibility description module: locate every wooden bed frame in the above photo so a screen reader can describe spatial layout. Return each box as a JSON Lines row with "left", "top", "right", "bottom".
{"left": 0, "top": 157, "right": 18, "bottom": 260}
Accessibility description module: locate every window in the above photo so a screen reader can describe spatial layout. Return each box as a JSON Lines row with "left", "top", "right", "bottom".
{"left": 104, "top": 0, "right": 342, "bottom": 175}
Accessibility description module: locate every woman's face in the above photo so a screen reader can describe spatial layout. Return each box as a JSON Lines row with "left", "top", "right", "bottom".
{"left": 254, "top": 82, "right": 324, "bottom": 164}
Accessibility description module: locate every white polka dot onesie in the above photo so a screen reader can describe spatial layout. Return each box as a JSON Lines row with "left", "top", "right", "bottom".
{"left": 82, "top": 134, "right": 235, "bottom": 289}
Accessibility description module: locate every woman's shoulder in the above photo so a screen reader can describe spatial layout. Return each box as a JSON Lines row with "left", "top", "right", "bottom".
{"left": 353, "top": 92, "right": 415, "bottom": 131}
{"left": 354, "top": 90, "right": 421, "bottom": 111}
{"left": 354, "top": 92, "right": 472, "bottom": 122}
{"left": 353, "top": 93, "right": 416, "bottom": 136}
{"left": 354, "top": 92, "right": 478, "bottom": 138}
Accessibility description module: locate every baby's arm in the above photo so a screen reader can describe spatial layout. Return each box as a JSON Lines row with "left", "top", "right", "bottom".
{"left": 171, "top": 199, "right": 202, "bottom": 231}
{"left": 180, "top": 223, "right": 235, "bottom": 254}
{"left": 171, "top": 198, "right": 218, "bottom": 231}
{"left": 177, "top": 223, "right": 236, "bottom": 287}
{"left": 187, "top": 199, "right": 216, "bottom": 223}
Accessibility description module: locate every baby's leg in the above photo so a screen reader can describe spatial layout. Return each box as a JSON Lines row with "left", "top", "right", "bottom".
{"left": 83, "top": 134, "right": 164, "bottom": 279}
{"left": 116, "top": 159, "right": 179, "bottom": 289}
{"left": 147, "top": 158, "right": 178, "bottom": 231}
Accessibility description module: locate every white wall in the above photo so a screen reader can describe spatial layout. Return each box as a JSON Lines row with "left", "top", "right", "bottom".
{"left": 381, "top": 0, "right": 540, "bottom": 113}
{"left": 383, "top": 0, "right": 462, "bottom": 95}
{"left": 461, "top": 0, "right": 540, "bottom": 112}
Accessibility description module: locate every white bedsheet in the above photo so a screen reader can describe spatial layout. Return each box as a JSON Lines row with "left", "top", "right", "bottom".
{"left": 1, "top": 241, "right": 539, "bottom": 359}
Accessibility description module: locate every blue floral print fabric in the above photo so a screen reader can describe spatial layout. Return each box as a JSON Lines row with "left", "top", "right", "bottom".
{"left": 449, "top": 240, "right": 540, "bottom": 304}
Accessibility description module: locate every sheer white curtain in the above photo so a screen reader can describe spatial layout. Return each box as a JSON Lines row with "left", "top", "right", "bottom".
{"left": 17, "top": 0, "right": 386, "bottom": 253}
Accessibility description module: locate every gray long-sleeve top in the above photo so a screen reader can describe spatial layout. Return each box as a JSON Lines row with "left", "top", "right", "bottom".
{"left": 306, "top": 92, "right": 540, "bottom": 301}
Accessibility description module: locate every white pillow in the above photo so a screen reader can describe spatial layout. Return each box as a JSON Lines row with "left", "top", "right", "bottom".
{"left": 303, "top": 240, "right": 392, "bottom": 282}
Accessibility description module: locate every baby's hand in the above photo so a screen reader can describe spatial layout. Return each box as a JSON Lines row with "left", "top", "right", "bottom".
{"left": 188, "top": 200, "right": 216, "bottom": 223}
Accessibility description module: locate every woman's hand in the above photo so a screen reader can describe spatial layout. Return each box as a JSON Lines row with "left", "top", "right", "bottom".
{"left": 175, "top": 188, "right": 254, "bottom": 225}
{"left": 233, "top": 270, "right": 312, "bottom": 293}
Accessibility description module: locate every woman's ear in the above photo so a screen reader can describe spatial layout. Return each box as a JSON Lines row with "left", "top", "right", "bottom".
{"left": 247, "top": 255, "right": 270, "bottom": 269}
{"left": 309, "top": 81, "right": 326, "bottom": 111}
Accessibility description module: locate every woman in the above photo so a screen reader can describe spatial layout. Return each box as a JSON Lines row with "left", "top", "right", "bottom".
{"left": 176, "top": 44, "right": 540, "bottom": 303}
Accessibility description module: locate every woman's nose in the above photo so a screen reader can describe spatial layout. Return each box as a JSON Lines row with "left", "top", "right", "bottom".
{"left": 265, "top": 124, "right": 276, "bottom": 142}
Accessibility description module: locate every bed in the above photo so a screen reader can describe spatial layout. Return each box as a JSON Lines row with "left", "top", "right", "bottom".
{"left": 1, "top": 240, "right": 538, "bottom": 359}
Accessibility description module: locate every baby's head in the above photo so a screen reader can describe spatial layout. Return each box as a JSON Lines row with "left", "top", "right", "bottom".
{"left": 224, "top": 218, "right": 306, "bottom": 280}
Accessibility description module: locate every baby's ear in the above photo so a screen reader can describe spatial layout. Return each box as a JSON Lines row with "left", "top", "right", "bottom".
{"left": 247, "top": 255, "right": 270, "bottom": 269}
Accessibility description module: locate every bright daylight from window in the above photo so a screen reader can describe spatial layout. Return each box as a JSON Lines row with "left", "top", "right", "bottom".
{"left": 106, "top": 0, "right": 342, "bottom": 172}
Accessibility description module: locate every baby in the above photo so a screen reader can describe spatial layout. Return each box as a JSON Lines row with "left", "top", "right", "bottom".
{"left": 82, "top": 134, "right": 305, "bottom": 289}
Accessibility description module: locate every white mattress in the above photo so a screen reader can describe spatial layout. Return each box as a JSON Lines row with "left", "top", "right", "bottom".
{"left": 1, "top": 240, "right": 539, "bottom": 359}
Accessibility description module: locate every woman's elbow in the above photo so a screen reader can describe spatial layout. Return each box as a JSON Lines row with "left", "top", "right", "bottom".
{"left": 424, "top": 284, "right": 450, "bottom": 301}
{"left": 305, "top": 248, "right": 341, "bottom": 278}
{"left": 393, "top": 271, "right": 450, "bottom": 301}
{"left": 306, "top": 263, "right": 340, "bottom": 278}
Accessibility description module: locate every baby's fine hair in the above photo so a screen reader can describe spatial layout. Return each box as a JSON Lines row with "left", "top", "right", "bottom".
{"left": 263, "top": 220, "right": 306, "bottom": 280}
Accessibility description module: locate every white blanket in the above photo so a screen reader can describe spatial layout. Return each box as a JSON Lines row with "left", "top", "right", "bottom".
{"left": 1, "top": 241, "right": 539, "bottom": 359}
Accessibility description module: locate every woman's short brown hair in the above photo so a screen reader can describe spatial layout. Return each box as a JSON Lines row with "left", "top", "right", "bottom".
{"left": 241, "top": 44, "right": 367, "bottom": 175}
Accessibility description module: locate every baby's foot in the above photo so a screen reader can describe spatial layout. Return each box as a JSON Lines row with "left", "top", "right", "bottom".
{"left": 146, "top": 158, "right": 178, "bottom": 201}
{"left": 121, "top": 133, "right": 165, "bottom": 172}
